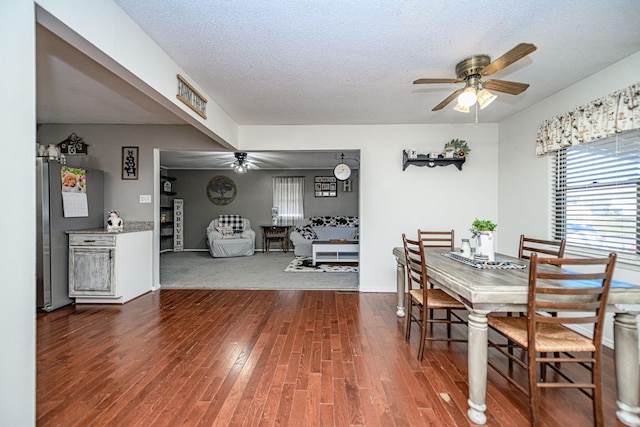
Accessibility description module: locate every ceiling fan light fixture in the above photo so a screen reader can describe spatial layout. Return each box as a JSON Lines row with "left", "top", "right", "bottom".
{"left": 477, "top": 88, "right": 497, "bottom": 109}
{"left": 457, "top": 86, "right": 477, "bottom": 107}
{"left": 453, "top": 103, "right": 470, "bottom": 113}
{"left": 232, "top": 152, "right": 251, "bottom": 173}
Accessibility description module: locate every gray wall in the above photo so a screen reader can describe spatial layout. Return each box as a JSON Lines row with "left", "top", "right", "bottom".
{"left": 170, "top": 168, "right": 359, "bottom": 250}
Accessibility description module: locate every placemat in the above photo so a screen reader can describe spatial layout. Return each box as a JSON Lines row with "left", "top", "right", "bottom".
{"left": 442, "top": 252, "right": 526, "bottom": 269}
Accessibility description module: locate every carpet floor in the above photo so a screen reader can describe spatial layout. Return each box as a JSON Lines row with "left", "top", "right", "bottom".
{"left": 160, "top": 251, "right": 359, "bottom": 290}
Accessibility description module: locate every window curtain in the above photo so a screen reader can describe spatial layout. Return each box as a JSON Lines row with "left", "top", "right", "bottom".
{"left": 272, "top": 176, "right": 305, "bottom": 226}
{"left": 536, "top": 82, "right": 640, "bottom": 155}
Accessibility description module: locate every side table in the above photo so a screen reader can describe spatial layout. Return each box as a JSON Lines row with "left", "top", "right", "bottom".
{"left": 260, "top": 225, "right": 290, "bottom": 253}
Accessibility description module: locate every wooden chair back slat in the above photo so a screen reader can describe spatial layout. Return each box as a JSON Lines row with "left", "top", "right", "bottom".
{"left": 418, "top": 229, "right": 455, "bottom": 250}
{"left": 519, "top": 234, "right": 566, "bottom": 260}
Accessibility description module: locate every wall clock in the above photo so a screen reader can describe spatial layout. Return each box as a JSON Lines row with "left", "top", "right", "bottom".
{"left": 206, "top": 175, "right": 237, "bottom": 206}
{"left": 333, "top": 162, "right": 351, "bottom": 181}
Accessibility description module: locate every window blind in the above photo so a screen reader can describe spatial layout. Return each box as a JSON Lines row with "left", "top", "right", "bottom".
{"left": 551, "top": 130, "right": 640, "bottom": 258}
{"left": 272, "top": 176, "right": 305, "bottom": 226}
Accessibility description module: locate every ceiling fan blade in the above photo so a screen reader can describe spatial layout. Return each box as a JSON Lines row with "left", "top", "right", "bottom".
{"left": 413, "top": 78, "right": 460, "bottom": 85}
{"left": 432, "top": 88, "right": 464, "bottom": 111}
{"left": 484, "top": 79, "right": 530, "bottom": 95}
{"left": 482, "top": 43, "right": 537, "bottom": 76}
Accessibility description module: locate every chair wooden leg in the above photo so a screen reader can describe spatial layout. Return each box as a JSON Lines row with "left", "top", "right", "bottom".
{"left": 528, "top": 352, "right": 541, "bottom": 427}
{"left": 418, "top": 303, "right": 428, "bottom": 361}
{"left": 446, "top": 310, "right": 452, "bottom": 338}
{"left": 540, "top": 352, "right": 547, "bottom": 382}
{"left": 404, "top": 294, "right": 412, "bottom": 341}
{"left": 593, "top": 358, "right": 604, "bottom": 427}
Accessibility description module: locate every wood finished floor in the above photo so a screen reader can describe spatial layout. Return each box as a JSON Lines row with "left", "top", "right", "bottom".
{"left": 37, "top": 290, "right": 624, "bottom": 426}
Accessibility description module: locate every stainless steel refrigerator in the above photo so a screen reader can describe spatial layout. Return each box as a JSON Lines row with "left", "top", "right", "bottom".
{"left": 36, "top": 158, "right": 104, "bottom": 311}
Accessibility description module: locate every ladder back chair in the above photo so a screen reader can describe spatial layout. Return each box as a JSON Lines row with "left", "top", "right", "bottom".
{"left": 418, "top": 229, "right": 455, "bottom": 320}
{"left": 487, "top": 252, "right": 617, "bottom": 427}
{"left": 402, "top": 233, "right": 467, "bottom": 361}
{"left": 418, "top": 229, "right": 455, "bottom": 251}
{"left": 519, "top": 234, "right": 566, "bottom": 260}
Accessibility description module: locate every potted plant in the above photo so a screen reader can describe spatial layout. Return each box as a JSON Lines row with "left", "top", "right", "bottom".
{"left": 470, "top": 218, "right": 497, "bottom": 232}
{"left": 443, "top": 139, "right": 471, "bottom": 158}
{"left": 470, "top": 218, "right": 497, "bottom": 261}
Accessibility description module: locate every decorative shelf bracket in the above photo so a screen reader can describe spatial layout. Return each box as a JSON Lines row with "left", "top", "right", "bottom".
{"left": 402, "top": 150, "right": 465, "bottom": 171}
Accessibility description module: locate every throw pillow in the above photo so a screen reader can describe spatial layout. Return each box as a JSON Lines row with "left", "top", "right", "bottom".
{"left": 218, "top": 215, "right": 244, "bottom": 232}
{"left": 216, "top": 225, "right": 235, "bottom": 239}
{"left": 295, "top": 224, "right": 318, "bottom": 240}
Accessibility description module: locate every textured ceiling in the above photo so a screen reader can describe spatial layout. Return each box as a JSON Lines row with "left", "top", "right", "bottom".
{"left": 110, "top": 0, "right": 640, "bottom": 126}
{"left": 36, "top": 1, "right": 640, "bottom": 167}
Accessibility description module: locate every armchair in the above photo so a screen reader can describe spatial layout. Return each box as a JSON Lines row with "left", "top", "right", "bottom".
{"left": 206, "top": 216, "right": 255, "bottom": 258}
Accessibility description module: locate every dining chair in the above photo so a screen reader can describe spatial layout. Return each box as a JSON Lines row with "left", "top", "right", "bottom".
{"left": 518, "top": 234, "right": 566, "bottom": 260}
{"left": 487, "top": 252, "right": 617, "bottom": 427}
{"left": 418, "top": 229, "right": 455, "bottom": 320}
{"left": 402, "top": 233, "right": 466, "bottom": 361}
{"left": 512, "top": 235, "right": 567, "bottom": 352}
{"left": 418, "top": 229, "right": 455, "bottom": 251}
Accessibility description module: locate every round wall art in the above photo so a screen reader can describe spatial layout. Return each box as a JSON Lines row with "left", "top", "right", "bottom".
{"left": 206, "top": 175, "right": 237, "bottom": 206}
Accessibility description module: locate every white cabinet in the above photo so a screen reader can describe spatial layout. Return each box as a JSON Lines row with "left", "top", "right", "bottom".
{"left": 68, "top": 230, "right": 152, "bottom": 304}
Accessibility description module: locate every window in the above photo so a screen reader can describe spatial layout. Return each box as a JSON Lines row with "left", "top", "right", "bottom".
{"left": 273, "top": 176, "right": 305, "bottom": 226}
{"left": 551, "top": 130, "right": 640, "bottom": 260}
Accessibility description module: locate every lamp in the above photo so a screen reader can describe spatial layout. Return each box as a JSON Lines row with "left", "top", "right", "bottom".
{"left": 453, "top": 77, "right": 498, "bottom": 113}
{"left": 476, "top": 88, "right": 497, "bottom": 109}
{"left": 231, "top": 152, "right": 251, "bottom": 173}
{"left": 453, "top": 103, "right": 470, "bottom": 113}
{"left": 457, "top": 86, "right": 477, "bottom": 107}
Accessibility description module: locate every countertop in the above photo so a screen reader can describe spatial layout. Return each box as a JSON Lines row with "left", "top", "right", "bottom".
{"left": 67, "top": 221, "right": 153, "bottom": 234}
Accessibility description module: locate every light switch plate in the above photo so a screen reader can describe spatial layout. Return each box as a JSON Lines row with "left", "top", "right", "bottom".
{"left": 139, "top": 195, "right": 152, "bottom": 203}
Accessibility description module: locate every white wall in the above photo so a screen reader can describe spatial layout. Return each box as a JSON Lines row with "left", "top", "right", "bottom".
{"left": 1, "top": 2, "right": 36, "bottom": 425}
{"left": 38, "top": 123, "right": 499, "bottom": 293}
{"left": 240, "top": 124, "right": 499, "bottom": 291}
{"left": 498, "top": 50, "right": 640, "bottom": 278}
{"left": 35, "top": 0, "right": 238, "bottom": 147}
{"left": 499, "top": 50, "right": 640, "bottom": 347}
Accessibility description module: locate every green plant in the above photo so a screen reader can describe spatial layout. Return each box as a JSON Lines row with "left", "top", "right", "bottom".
{"left": 471, "top": 218, "right": 497, "bottom": 232}
{"left": 443, "top": 139, "right": 470, "bottom": 156}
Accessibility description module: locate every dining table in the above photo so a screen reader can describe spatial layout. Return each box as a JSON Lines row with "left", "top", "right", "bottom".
{"left": 393, "top": 246, "right": 640, "bottom": 426}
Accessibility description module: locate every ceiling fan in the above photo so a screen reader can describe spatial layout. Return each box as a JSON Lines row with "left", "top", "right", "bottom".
{"left": 230, "top": 152, "right": 256, "bottom": 173}
{"left": 414, "top": 43, "right": 537, "bottom": 112}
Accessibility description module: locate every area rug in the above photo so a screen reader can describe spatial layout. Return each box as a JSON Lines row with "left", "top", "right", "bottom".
{"left": 284, "top": 256, "right": 358, "bottom": 273}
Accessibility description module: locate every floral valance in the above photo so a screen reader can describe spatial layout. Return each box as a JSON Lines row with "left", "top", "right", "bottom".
{"left": 536, "top": 82, "right": 640, "bottom": 155}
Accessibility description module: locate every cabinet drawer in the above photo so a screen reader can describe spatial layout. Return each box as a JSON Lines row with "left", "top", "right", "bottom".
{"left": 69, "top": 234, "right": 116, "bottom": 247}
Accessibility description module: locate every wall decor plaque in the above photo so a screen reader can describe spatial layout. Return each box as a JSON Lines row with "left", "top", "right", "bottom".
{"left": 206, "top": 175, "right": 237, "bottom": 205}
{"left": 314, "top": 176, "right": 337, "bottom": 197}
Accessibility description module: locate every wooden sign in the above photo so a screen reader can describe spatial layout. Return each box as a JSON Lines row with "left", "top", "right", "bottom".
{"left": 57, "top": 133, "right": 89, "bottom": 155}
{"left": 173, "top": 198, "right": 184, "bottom": 252}
{"left": 176, "top": 74, "right": 207, "bottom": 119}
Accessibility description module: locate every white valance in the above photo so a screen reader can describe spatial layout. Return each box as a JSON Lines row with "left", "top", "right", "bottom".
{"left": 536, "top": 82, "right": 640, "bottom": 155}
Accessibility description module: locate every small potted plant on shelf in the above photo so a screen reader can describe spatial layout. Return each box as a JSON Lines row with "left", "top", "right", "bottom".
{"left": 443, "top": 139, "right": 471, "bottom": 158}
{"left": 470, "top": 218, "right": 497, "bottom": 261}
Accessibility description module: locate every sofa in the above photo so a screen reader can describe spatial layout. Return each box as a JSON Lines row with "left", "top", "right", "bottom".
{"left": 206, "top": 215, "right": 255, "bottom": 258}
{"left": 289, "top": 216, "right": 359, "bottom": 256}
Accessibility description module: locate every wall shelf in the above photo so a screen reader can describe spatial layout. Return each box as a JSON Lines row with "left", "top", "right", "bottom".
{"left": 160, "top": 174, "right": 177, "bottom": 252}
{"left": 402, "top": 150, "right": 465, "bottom": 171}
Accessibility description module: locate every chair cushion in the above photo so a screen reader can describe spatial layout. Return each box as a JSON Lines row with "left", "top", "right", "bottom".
{"left": 409, "top": 288, "right": 465, "bottom": 309}
{"left": 216, "top": 225, "right": 235, "bottom": 239}
{"left": 487, "top": 316, "right": 596, "bottom": 353}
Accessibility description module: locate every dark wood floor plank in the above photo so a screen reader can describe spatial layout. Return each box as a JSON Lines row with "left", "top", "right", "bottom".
{"left": 37, "top": 290, "right": 625, "bottom": 426}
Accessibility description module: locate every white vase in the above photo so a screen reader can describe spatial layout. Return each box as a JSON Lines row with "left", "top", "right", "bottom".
{"left": 475, "top": 231, "right": 495, "bottom": 261}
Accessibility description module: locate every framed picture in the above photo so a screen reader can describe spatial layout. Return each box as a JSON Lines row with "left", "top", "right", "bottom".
{"left": 314, "top": 176, "right": 337, "bottom": 197}
{"left": 121, "top": 146, "right": 139, "bottom": 180}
